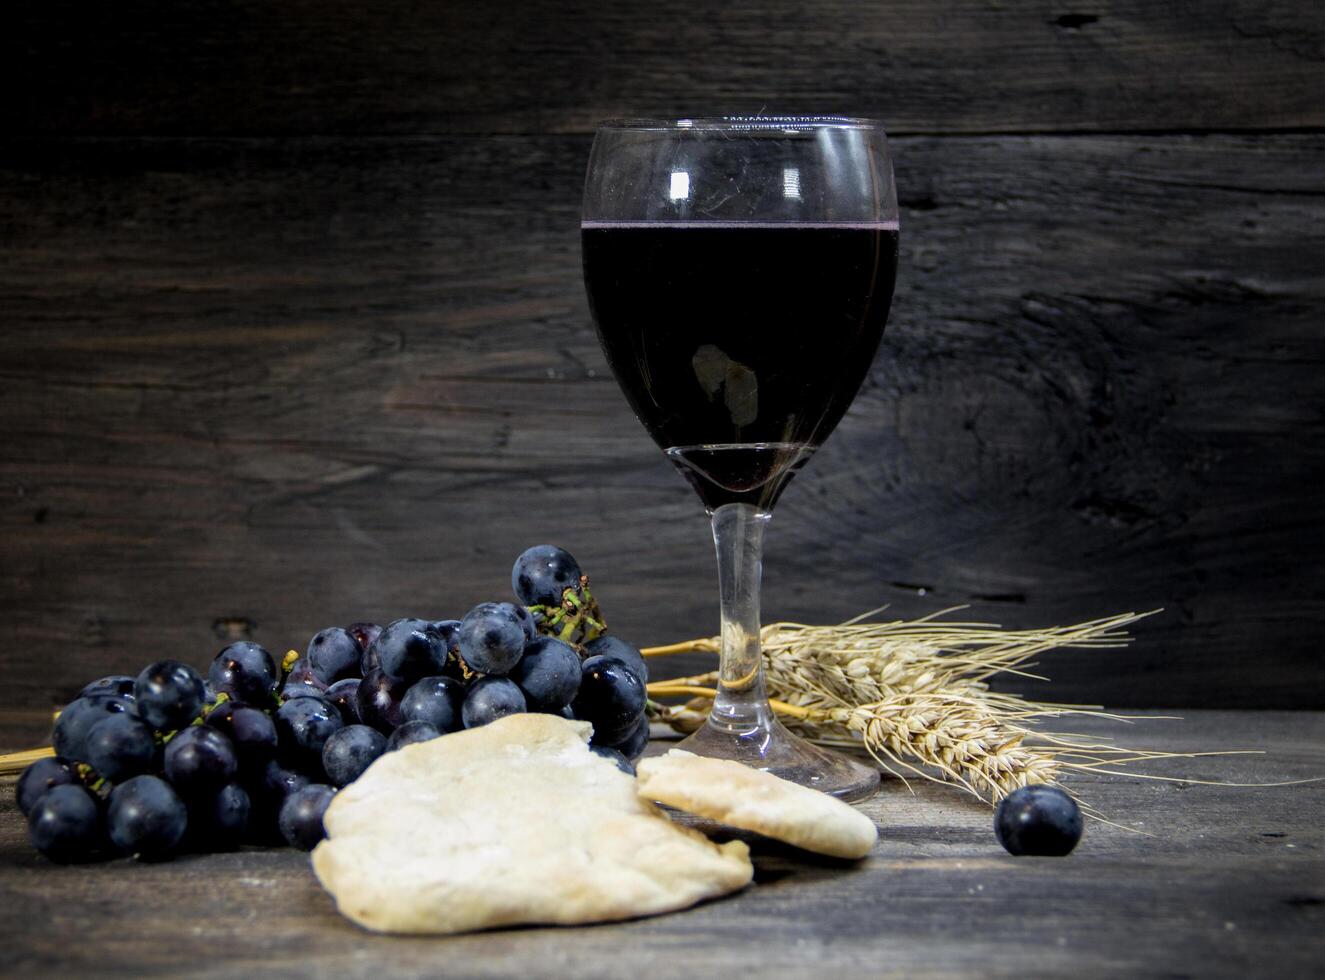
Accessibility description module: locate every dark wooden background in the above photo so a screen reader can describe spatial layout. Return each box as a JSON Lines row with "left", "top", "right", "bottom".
{"left": 3, "top": 0, "right": 1323, "bottom": 716}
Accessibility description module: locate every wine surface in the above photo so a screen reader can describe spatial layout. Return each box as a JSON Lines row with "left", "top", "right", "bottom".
{"left": 582, "top": 222, "right": 898, "bottom": 509}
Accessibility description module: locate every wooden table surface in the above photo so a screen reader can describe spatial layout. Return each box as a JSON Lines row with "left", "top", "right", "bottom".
{"left": 1, "top": 710, "right": 1321, "bottom": 978}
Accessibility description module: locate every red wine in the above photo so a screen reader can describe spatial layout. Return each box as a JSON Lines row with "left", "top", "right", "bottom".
{"left": 582, "top": 222, "right": 898, "bottom": 510}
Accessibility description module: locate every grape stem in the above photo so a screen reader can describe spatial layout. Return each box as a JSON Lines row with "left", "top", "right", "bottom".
{"left": 640, "top": 639, "right": 718, "bottom": 657}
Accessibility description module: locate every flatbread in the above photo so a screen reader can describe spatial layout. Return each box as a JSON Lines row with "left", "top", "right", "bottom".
{"left": 311, "top": 714, "right": 752, "bottom": 934}
{"left": 635, "top": 750, "right": 878, "bottom": 859}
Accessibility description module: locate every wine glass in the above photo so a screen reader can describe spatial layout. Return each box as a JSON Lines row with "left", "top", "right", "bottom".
{"left": 581, "top": 117, "right": 899, "bottom": 800}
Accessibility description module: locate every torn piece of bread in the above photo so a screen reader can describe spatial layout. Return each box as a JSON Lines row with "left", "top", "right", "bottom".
{"left": 311, "top": 714, "right": 752, "bottom": 934}
{"left": 636, "top": 750, "right": 878, "bottom": 859}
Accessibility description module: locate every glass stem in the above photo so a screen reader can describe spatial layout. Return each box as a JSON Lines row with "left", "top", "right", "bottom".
{"left": 706, "top": 503, "right": 777, "bottom": 734}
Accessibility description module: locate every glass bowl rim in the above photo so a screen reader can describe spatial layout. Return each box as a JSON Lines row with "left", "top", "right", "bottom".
{"left": 594, "top": 116, "right": 889, "bottom": 133}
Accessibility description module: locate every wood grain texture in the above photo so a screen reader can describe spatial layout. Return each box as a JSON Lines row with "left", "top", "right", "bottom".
{"left": 1, "top": 134, "right": 1322, "bottom": 711}
{"left": 5, "top": 0, "right": 1325, "bottom": 137}
{"left": 1, "top": 711, "right": 1322, "bottom": 977}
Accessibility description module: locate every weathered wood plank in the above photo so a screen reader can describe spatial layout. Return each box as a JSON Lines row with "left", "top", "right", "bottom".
{"left": 0, "top": 710, "right": 1322, "bottom": 977}
{"left": 1, "top": 134, "right": 1322, "bottom": 711}
{"left": 6, "top": 0, "right": 1325, "bottom": 137}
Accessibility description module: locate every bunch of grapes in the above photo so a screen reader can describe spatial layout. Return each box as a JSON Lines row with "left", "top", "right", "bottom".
{"left": 18, "top": 545, "right": 649, "bottom": 864}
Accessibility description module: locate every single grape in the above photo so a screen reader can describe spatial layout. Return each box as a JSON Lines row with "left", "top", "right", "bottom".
{"left": 325, "top": 678, "right": 362, "bottom": 725}
{"left": 373, "top": 619, "right": 448, "bottom": 683}
{"left": 355, "top": 668, "right": 409, "bottom": 734}
{"left": 279, "top": 784, "right": 336, "bottom": 851}
{"left": 509, "top": 636, "right": 581, "bottom": 712}
{"left": 107, "top": 775, "right": 188, "bottom": 859}
{"left": 399, "top": 676, "right": 465, "bottom": 733}
{"left": 251, "top": 759, "right": 311, "bottom": 807}
{"left": 51, "top": 694, "right": 133, "bottom": 763}
{"left": 79, "top": 675, "right": 137, "bottom": 701}
{"left": 571, "top": 655, "right": 646, "bottom": 744}
{"left": 597, "top": 711, "right": 649, "bottom": 762}
{"left": 457, "top": 602, "right": 526, "bottom": 675}
{"left": 243, "top": 761, "right": 310, "bottom": 845}
{"left": 280, "top": 682, "right": 326, "bottom": 701}
{"left": 584, "top": 635, "right": 648, "bottom": 686}
{"left": 429, "top": 620, "right": 461, "bottom": 650}
{"left": 511, "top": 544, "right": 582, "bottom": 606}
{"left": 285, "top": 657, "right": 329, "bottom": 691}
{"left": 205, "top": 701, "right": 278, "bottom": 771}
{"left": 347, "top": 622, "right": 382, "bottom": 662}
{"left": 275, "top": 696, "right": 344, "bottom": 772}
{"left": 321, "top": 725, "right": 387, "bottom": 787}
{"left": 85, "top": 714, "right": 157, "bottom": 783}
{"left": 994, "top": 785, "right": 1084, "bottom": 856}
{"left": 208, "top": 641, "right": 279, "bottom": 706}
{"left": 17, "top": 756, "right": 79, "bottom": 818}
{"left": 461, "top": 676, "right": 527, "bottom": 729}
{"left": 28, "top": 784, "right": 103, "bottom": 863}
{"left": 386, "top": 720, "right": 441, "bottom": 751}
{"left": 134, "top": 660, "right": 206, "bottom": 731}
{"left": 590, "top": 745, "right": 636, "bottom": 776}
{"left": 430, "top": 619, "right": 468, "bottom": 682}
{"left": 187, "top": 782, "right": 251, "bottom": 852}
{"left": 352, "top": 624, "right": 384, "bottom": 675}
{"left": 306, "top": 627, "right": 362, "bottom": 684}
{"left": 500, "top": 601, "right": 538, "bottom": 641}
{"left": 164, "top": 726, "right": 239, "bottom": 797}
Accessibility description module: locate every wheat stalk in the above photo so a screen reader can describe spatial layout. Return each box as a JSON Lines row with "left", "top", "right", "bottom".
{"left": 645, "top": 608, "right": 1254, "bottom": 809}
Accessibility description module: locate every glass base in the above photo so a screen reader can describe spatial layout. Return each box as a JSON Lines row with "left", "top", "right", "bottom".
{"left": 676, "top": 713, "right": 881, "bottom": 803}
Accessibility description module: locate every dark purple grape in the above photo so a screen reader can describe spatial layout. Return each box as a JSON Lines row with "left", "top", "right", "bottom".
{"left": 107, "top": 775, "right": 187, "bottom": 858}
{"left": 52, "top": 694, "right": 134, "bottom": 762}
{"left": 461, "top": 677, "right": 526, "bottom": 729}
{"left": 279, "top": 784, "right": 336, "bottom": 851}
{"left": 373, "top": 619, "right": 448, "bottom": 683}
{"left": 511, "top": 544, "right": 582, "bottom": 606}
{"left": 501, "top": 602, "right": 538, "bottom": 641}
{"left": 355, "top": 668, "right": 409, "bottom": 734}
{"left": 306, "top": 627, "right": 362, "bottom": 684}
{"left": 596, "top": 711, "right": 649, "bottom": 761}
{"left": 590, "top": 745, "right": 636, "bottom": 776}
{"left": 134, "top": 660, "right": 206, "bottom": 731}
{"left": 275, "top": 696, "right": 343, "bottom": 773}
{"left": 321, "top": 725, "right": 387, "bottom": 787}
{"left": 187, "top": 782, "right": 251, "bottom": 852}
{"left": 17, "top": 756, "right": 79, "bottom": 817}
{"left": 79, "top": 675, "right": 136, "bottom": 701}
{"left": 510, "top": 636, "right": 581, "bottom": 712}
{"left": 164, "top": 726, "right": 239, "bottom": 797}
{"left": 430, "top": 620, "right": 461, "bottom": 651}
{"left": 285, "top": 657, "right": 329, "bottom": 691}
{"left": 347, "top": 622, "right": 382, "bottom": 672}
{"left": 571, "top": 655, "right": 646, "bottom": 744}
{"left": 85, "top": 714, "right": 157, "bottom": 782}
{"left": 205, "top": 702, "right": 278, "bottom": 771}
{"left": 399, "top": 676, "right": 465, "bottom": 733}
{"left": 324, "top": 678, "right": 362, "bottom": 725}
{"left": 243, "top": 761, "right": 310, "bottom": 845}
{"left": 430, "top": 620, "right": 467, "bottom": 682}
{"left": 995, "top": 785, "right": 1084, "bottom": 856}
{"left": 584, "top": 635, "right": 648, "bottom": 686}
{"left": 208, "top": 641, "right": 279, "bottom": 706}
{"left": 28, "top": 784, "right": 103, "bottom": 863}
{"left": 458, "top": 603, "right": 526, "bottom": 675}
{"left": 387, "top": 720, "right": 441, "bottom": 751}
{"left": 280, "top": 682, "right": 326, "bottom": 701}
{"left": 252, "top": 759, "right": 310, "bottom": 807}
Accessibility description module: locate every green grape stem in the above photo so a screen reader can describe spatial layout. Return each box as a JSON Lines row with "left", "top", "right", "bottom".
{"left": 529, "top": 577, "right": 607, "bottom": 650}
